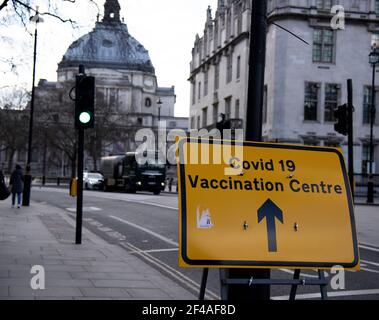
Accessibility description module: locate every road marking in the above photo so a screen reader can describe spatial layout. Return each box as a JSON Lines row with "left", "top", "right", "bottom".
{"left": 66, "top": 207, "right": 102, "bottom": 212}
{"left": 120, "top": 242, "right": 219, "bottom": 300}
{"left": 272, "top": 288, "right": 379, "bottom": 300}
{"left": 359, "top": 244, "right": 379, "bottom": 253}
{"left": 279, "top": 269, "right": 321, "bottom": 279}
{"left": 361, "top": 259, "right": 379, "bottom": 267}
{"left": 110, "top": 215, "right": 178, "bottom": 247}
{"left": 129, "top": 248, "right": 179, "bottom": 254}
{"left": 361, "top": 267, "right": 379, "bottom": 274}
{"left": 125, "top": 200, "right": 178, "bottom": 211}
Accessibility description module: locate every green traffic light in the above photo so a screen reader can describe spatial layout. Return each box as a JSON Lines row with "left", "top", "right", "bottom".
{"left": 79, "top": 111, "right": 91, "bottom": 124}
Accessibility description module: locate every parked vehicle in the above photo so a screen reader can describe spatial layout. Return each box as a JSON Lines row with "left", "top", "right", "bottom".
{"left": 83, "top": 172, "right": 104, "bottom": 190}
{"left": 100, "top": 152, "right": 166, "bottom": 195}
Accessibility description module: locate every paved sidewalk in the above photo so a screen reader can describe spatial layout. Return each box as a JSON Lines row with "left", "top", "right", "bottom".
{"left": 355, "top": 205, "right": 379, "bottom": 247}
{"left": 0, "top": 200, "right": 195, "bottom": 300}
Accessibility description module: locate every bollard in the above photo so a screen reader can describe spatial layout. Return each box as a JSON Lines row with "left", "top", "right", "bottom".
{"left": 367, "top": 180, "right": 374, "bottom": 204}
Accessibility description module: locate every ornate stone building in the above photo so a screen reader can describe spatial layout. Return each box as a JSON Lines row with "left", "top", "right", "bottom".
{"left": 189, "top": 0, "right": 379, "bottom": 175}
{"left": 0, "top": 0, "right": 188, "bottom": 176}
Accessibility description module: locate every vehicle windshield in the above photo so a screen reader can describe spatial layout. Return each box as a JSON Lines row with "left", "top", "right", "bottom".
{"left": 87, "top": 173, "right": 103, "bottom": 179}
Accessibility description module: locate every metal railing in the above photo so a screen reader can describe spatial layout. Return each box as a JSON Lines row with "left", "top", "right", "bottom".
{"left": 353, "top": 174, "right": 379, "bottom": 199}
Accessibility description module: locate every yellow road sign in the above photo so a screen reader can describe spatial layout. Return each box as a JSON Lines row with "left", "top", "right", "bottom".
{"left": 177, "top": 138, "right": 359, "bottom": 270}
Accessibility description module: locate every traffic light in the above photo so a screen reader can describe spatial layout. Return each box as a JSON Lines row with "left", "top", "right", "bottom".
{"left": 75, "top": 75, "right": 95, "bottom": 129}
{"left": 334, "top": 104, "right": 348, "bottom": 136}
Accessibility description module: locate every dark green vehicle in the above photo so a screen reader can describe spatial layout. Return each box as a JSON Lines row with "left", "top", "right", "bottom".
{"left": 100, "top": 152, "right": 166, "bottom": 195}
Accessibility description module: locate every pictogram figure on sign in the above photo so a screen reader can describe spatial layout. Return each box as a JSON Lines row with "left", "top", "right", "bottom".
{"left": 197, "top": 207, "right": 214, "bottom": 229}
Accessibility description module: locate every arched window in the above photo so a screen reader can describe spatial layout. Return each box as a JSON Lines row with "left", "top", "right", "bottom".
{"left": 145, "top": 98, "right": 152, "bottom": 107}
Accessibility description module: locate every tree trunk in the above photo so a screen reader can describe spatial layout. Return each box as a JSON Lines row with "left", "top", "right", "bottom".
{"left": 7, "top": 148, "right": 15, "bottom": 174}
{"left": 71, "top": 157, "right": 76, "bottom": 179}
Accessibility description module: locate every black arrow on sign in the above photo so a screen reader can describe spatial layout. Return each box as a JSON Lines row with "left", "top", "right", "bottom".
{"left": 258, "top": 199, "right": 284, "bottom": 252}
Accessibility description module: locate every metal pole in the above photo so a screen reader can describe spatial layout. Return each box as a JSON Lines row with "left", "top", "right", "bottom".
{"left": 367, "top": 62, "right": 376, "bottom": 203}
{"left": 76, "top": 127, "right": 84, "bottom": 244}
{"left": 226, "top": 0, "right": 271, "bottom": 301}
{"left": 245, "top": 0, "right": 267, "bottom": 141}
{"left": 23, "top": 22, "right": 38, "bottom": 206}
{"left": 76, "top": 65, "right": 85, "bottom": 245}
{"left": 198, "top": 268, "right": 209, "bottom": 300}
{"left": 347, "top": 80, "right": 354, "bottom": 195}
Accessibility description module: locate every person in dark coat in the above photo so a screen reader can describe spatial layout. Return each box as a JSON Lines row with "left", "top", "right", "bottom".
{"left": 9, "top": 164, "right": 24, "bottom": 208}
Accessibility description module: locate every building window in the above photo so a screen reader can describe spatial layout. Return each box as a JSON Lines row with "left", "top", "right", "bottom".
{"left": 372, "top": 34, "right": 379, "bottom": 48}
{"left": 145, "top": 98, "right": 152, "bottom": 107}
{"left": 214, "top": 63, "right": 220, "bottom": 90}
{"left": 236, "top": 56, "right": 241, "bottom": 80}
{"left": 225, "top": 97, "right": 232, "bottom": 120}
{"left": 213, "top": 103, "right": 219, "bottom": 124}
{"left": 376, "top": 0, "right": 379, "bottom": 15}
{"left": 263, "top": 85, "right": 268, "bottom": 124}
{"left": 235, "top": 99, "right": 240, "bottom": 119}
{"left": 304, "top": 140, "right": 320, "bottom": 146}
{"left": 226, "top": 9, "right": 232, "bottom": 38}
{"left": 363, "top": 86, "right": 379, "bottom": 125}
{"left": 202, "top": 107, "right": 208, "bottom": 128}
{"left": 197, "top": 116, "right": 201, "bottom": 129}
{"left": 362, "top": 144, "right": 371, "bottom": 174}
{"left": 204, "top": 70, "right": 208, "bottom": 97}
{"left": 324, "top": 141, "right": 340, "bottom": 148}
{"left": 192, "top": 81, "right": 196, "bottom": 105}
{"left": 313, "top": 29, "right": 334, "bottom": 63}
{"left": 191, "top": 116, "right": 195, "bottom": 129}
{"left": 226, "top": 53, "right": 233, "bottom": 83}
{"left": 324, "top": 84, "right": 339, "bottom": 122}
{"left": 198, "top": 82, "right": 201, "bottom": 101}
{"left": 316, "top": 0, "right": 333, "bottom": 10}
{"left": 214, "top": 19, "right": 219, "bottom": 48}
{"left": 237, "top": 3, "right": 243, "bottom": 34}
{"left": 304, "top": 82, "right": 320, "bottom": 121}
{"left": 108, "top": 88, "right": 118, "bottom": 108}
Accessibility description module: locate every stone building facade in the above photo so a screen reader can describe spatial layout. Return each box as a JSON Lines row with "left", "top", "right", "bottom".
{"left": 1, "top": 0, "right": 188, "bottom": 176}
{"left": 189, "top": 0, "right": 379, "bottom": 175}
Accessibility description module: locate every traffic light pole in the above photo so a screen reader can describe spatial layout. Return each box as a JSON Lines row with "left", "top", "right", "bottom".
{"left": 74, "top": 64, "right": 88, "bottom": 245}
{"left": 224, "top": 0, "right": 271, "bottom": 301}
{"left": 367, "top": 62, "right": 376, "bottom": 203}
{"left": 347, "top": 80, "right": 354, "bottom": 194}
{"left": 76, "top": 126, "right": 84, "bottom": 245}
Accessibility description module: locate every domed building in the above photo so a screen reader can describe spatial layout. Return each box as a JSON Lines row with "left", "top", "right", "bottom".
{"left": 31, "top": 0, "right": 187, "bottom": 176}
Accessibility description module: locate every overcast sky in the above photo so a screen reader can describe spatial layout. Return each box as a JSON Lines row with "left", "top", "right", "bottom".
{"left": 0, "top": 0, "right": 218, "bottom": 117}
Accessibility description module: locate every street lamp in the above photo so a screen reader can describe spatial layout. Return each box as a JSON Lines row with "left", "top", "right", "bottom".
{"left": 23, "top": 8, "right": 44, "bottom": 206}
{"left": 156, "top": 97, "right": 163, "bottom": 155}
{"left": 157, "top": 97, "right": 162, "bottom": 122}
{"left": 367, "top": 45, "right": 379, "bottom": 203}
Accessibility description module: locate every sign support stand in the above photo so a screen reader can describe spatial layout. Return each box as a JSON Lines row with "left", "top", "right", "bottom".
{"left": 198, "top": 268, "right": 329, "bottom": 301}
{"left": 198, "top": 268, "right": 209, "bottom": 300}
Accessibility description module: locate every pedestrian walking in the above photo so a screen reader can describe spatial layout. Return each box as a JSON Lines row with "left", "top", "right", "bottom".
{"left": 0, "top": 169, "right": 10, "bottom": 201}
{"left": 9, "top": 164, "right": 24, "bottom": 208}
{"left": 168, "top": 177, "right": 173, "bottom": 192}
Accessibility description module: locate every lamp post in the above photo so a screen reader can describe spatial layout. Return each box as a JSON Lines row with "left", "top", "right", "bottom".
{"left": 23, "top": 8, "right": 43, "bottom": 206}
{"left": 367, "top": 45, "right": 379, "bottom": 203}
{"left": 157, "top": 97, "right": 162, "bottom": 122}
{"left": 156, "top": 97, "right": 162, "bottom": 154}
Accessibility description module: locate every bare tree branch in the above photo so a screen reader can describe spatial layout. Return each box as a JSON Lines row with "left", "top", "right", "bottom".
{"left": 13, "top": 0, "right": 77, "bottom": 25}
{"left": 0, "top": 0, "right": 10, "bottom": 11}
